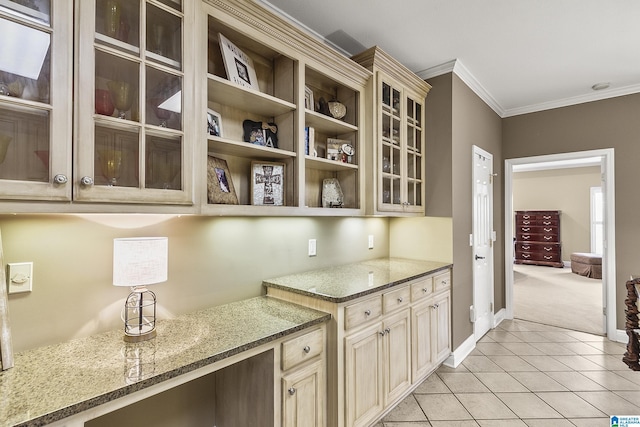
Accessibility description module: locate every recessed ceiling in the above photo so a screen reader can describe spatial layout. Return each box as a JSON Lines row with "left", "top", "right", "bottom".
{"left": 259, "top": 0, "right": 640, "bottom": 117}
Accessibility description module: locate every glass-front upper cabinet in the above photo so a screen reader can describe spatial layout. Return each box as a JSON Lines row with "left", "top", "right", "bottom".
{"left": 352, "top": 46, "right": 431, "bottom": 216}
{"left": 75, "top": 0, "right": 193, "bottom": 204}
{"left": 0, "top": 0, "right": 73, "bottom": 202}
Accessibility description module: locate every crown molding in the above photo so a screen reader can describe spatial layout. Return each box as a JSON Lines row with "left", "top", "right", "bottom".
{"left": 417, "top": 59, "right": 505, "bottom": 117}
{"left": 503, "top": 83, "right": 640, "bottom": 117}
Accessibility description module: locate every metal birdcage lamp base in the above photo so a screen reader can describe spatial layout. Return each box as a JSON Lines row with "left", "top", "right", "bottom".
{"left": 123, "top": 286, "right": 157, "bottom": 343}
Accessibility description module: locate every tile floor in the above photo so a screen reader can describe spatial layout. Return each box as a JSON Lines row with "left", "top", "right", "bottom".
{"left": 372, "top": 318, "right": 639, "bottom": 426}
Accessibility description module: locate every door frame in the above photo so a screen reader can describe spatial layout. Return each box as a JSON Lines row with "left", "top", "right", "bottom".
{"left": 472, "top": 145, "right": 495, "bottom": 341}
{"left": 504, "top": 148, "right": 616, "bottom": 338}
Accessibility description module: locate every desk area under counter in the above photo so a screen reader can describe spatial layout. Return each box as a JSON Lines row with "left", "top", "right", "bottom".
{"left": 1, "top": 297, "right": 330, "bottom": 427}
{"left": 263, "top": 258, "right": 453, "bottom": 427}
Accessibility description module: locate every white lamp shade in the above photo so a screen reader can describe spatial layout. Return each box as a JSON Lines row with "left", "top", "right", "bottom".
{"left": 113, "top": 237, "right": 168, "bottom": 287}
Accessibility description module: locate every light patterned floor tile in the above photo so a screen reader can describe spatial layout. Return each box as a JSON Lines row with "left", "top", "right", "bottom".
{"left": 558, "top": 341, "right": 604, "bottom": 355}
{"left": 414, "top": 372, "right": 450, "bottom": 394}
{"left": 567, "top": 419, "right": 611, "bottom": 427}
{"left": 438, "top": 373, "right": 490, "bottom": 393}
{"left": 455, "top": 393, "right": 519, "bottom": 419}
{"left": 485, "top": 331, "right": 524, "bottom": 343}
{"left": 520, "top": 355, "right": 573, "bottom": 371}
{"left": 414, "top": 393, "right": 472, "bottom": 421}
{"left": 551, "top": 355, "right": 605, "bottom": 371}
{"left": 382, "top": 395, "right": 428, "bottom": 422}
{"left": 530, "top": 342, "right": 578, "bottom": 356}
{"left": 510, "top": 372, "right": 568, "bottom": 392}
{"left": 477, "top": 420, "right": 528, "bottom": 426}
{"left": 461, "top": 356, "right": 504, "bottom": 373}
{"left": 581, "top": 370, "right": 640, "bottom": 391}
{"left": 475, "top": 372, "right": 529, "bottom": 393}
{"left": 499, "top": 342, "right": 545, "bottom": 356}
{"left": 430, "top": 421, "right": 479, "bottom": 427}
{"left": 575, "top": 390, "right": 640, "bottom": 415}
{"left": 494, "top": 392, "right": 562, "bottom": 419}
{"left": 475, "top": 342, "right": 515, "bottom": 356}
{"left": 522, "top": 419, "right": 575, "bottom": 426}
{"left": 544, "top": 371, "right": 606, "bottom": 391}
{"left": 535, "top": 391, "right": 606, "bottom": 418}
{"left": 487, "top": 355, "right": 538, "bottom": 372}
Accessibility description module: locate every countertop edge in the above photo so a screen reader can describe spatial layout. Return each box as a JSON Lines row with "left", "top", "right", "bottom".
{"left": 263, "top": 263, "right": 453, "bottom": 303}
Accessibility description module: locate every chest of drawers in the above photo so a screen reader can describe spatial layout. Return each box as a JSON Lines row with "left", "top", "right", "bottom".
{"left": 514, "top": 210, "right": 563, "bottom": 267}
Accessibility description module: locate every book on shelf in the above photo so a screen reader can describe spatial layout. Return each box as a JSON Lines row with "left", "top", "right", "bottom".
{"left": 218, "top": 33, "right": 260, "bottom": 91}
{"left": 305, "top": 126, "right": 315, "bottom": 156}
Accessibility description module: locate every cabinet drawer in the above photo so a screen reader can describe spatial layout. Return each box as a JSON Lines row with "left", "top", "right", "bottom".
{"left": 433, "top": 272, "right": 451, "bottom": 292}
{"left": 281, "top": 328, "right": 324, "bottom": 371}
{"left": 411, "top": 277, "right": 433, "bottom": 302}
{"left": 383, "top": 285, "right": 410, "bottom": 313}
{"left": 344, "top": 295, "right": 382, "bottom": 330}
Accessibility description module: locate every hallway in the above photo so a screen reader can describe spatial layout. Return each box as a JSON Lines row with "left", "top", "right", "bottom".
{"left": 373, "top": 319, "right": 637, "bottom": 426}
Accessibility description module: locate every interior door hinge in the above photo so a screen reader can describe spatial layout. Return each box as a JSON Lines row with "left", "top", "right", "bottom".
{"left": 489, "top": 173, "right": 498, "bottom": 184}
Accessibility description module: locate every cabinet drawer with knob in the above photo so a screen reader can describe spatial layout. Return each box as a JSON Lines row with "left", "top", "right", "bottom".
{"left": 410, "top": 277, "right": 433, "bottom": 302}
{"left": 281, "top": 327, "right": 324, "bottom": 371}
{"left": 383, "top": 285, "right": 410, "bottom": 313}
{"left": 433, "top": 272, "right": 451, "bottom": 292}
{"left": 344, "top": 295, "right": 382, "bottom": 330}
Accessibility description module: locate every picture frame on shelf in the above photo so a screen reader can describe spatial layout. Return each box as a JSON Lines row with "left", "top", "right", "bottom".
{"left": 242, "top": 120, "right": 278, "bottom": 148}
{"left": 207, "top": 156, "right": 238, "bottom": 205}
{"left": 251, "top": 161, "right": 284, "bottom": 206}
{"left": 326, "top": 137, "right": 354, "bottom": 163}
{"left": 304, "top": 85, "right": 314, "bottom": 110}
{"left": 207, "top": 109, "right": 222, "bottom": 137}
{"left": 218, "top": 33, "right": 260, "bottom": 91}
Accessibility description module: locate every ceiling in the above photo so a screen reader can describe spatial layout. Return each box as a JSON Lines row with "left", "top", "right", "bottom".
{"left": 259, "top": 0, "right": 640, "bottom": 118}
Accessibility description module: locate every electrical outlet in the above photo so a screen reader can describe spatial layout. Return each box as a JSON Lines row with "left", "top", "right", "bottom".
{"left": 8, "top": 262, "right": 33, "bottom": 294}
{"left": 308, "top": 239, "right": 317, "bottom": 256}
{"left": 368, "top": 234, "right": 374, "bottom": 249}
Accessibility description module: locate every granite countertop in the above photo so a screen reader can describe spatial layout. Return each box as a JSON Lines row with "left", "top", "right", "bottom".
{"left": 0, "top": 296, "right": 330, "bottom": 427}
{"left": 263, "top": 258, "right": 452, "bottom": 303}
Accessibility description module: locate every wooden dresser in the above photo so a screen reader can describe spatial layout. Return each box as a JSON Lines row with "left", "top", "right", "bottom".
{"left": 514, "top": 210, "right": 563, "bottom": 268}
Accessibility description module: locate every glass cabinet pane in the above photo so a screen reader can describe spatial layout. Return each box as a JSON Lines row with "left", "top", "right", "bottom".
{"left": 94, "top": 125, "right": 139, "bottom": 187}
{"left": 0, "top": 17, "right": 51, "bottom": 102}
{"left": 382, "top": 82, "right": 390, "bottom": 107}
{"left": 145, "top": 67, "right": 181, "bottom": 130}
{"left": 155, "top": 0, "right": 181, "bottom": 12}
{"left": 146, "top": 135, "right": 181, "bottom": 190}
{"left": 146, "top": 3, "right": 181, "bottom": 68}
{"left": 95, "top": 50, "right": 140, "bottom": 121}
{"left": 0, "top": 105, "right": 49, "bottom": 182}
{"left": 0, "top": 0, "right": 50, "bottom": 25}
{"left": 96, "top": 0, "right": 140, "bottom": 49}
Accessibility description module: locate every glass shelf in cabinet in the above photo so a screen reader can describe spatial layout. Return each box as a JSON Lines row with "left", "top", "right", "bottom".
{"left": 305, "top": 156, "right": 357, "bottom": 172}
{"left": 207, "top": 74, "right": 295, "bottom": 118}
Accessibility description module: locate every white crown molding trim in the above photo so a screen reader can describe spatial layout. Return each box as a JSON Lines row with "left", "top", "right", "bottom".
{"left": 417, "top": 59, "right": 505, "bottom": 118}
{"left": 503, "top": 83, "right": 640, "bottom": 117}
{"left": 255, "top": 0, "right": 352, "bottom": 57}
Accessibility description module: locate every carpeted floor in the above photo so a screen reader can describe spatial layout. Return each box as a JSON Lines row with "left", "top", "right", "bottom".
{"left": 513, "top": 263, "right": 603, "bottom": 335}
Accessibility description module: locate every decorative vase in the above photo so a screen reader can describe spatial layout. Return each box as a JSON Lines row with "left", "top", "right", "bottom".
{"left": 97, "top": 149, "right": 122, "bottom": 186}
{"left": 327, "top": 100, "right": 346, "bottom": 120}
{"left": 95, "top": 89, "right": 115, "bottom": 116}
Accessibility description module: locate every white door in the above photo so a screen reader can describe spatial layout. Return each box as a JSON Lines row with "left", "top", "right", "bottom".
{"left": 472, "top": 146, "right": 495, "bottom": 341}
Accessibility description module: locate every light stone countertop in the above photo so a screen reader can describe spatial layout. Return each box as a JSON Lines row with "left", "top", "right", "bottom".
{"left": 0, "top": 296, "right": 330, "bottom": 427}
{"left": 263, "top": 257, "right": 452, "bottom": 303}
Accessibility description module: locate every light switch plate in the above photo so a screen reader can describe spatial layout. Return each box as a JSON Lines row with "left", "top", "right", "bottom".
{"left": 8, "top": 262, "right": 33, "bottom": 294}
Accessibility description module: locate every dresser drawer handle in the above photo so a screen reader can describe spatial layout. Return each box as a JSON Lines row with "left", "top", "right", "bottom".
{"left": 544, "top": 236, "right": 552, "bottom": 240}
{"left": 543, "top": 215, "right": 552, "bottom": 219}
{"left": 522, "top": 254, "right": 530, "bottom": 258}
{"left": 544, "top": 255, "right": 553, "bottom": 260}
{"left": 423, "top": 288, "right": 429, "bottom": 293}
{"left": 303, "top": 345, "right": 311, "bottom": 353}
{"left": 397, "top": 297, "right": 403, "bottom": 303}
{"left": 522, "top": 236, "right": 530, "bottom": 240}
{"left": 544, "top": 247, "right": 553, "bottom": 251}
{"left": 522, "top": 245, "right": 530, "bottom": 250}
{"left": 523, "top": 215, "right": 530, "bottom": 219}
{"left": 522, "top": 220, "right": 530, "bottom": 225}
{"left": 543, "top": 221, "right": 552, "bottom": 225}
{"left": 544, "top": 228, "right": 552, "bottom": 232}
{"left": 364, "top": 309, "right": 371, "bottom": 316}
{"left": 521, "top": 227, "right": 530, "bottom": 232}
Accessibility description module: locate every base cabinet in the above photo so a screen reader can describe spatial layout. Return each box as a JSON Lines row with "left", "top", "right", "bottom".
{"left": 282, "top": 359, "right": 325, "bottom": 427}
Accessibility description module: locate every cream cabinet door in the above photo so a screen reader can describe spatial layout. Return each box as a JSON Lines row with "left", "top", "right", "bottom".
{"left": 345, "top": 322, "right": 384, "bottom": 427}
{"left": 433, "top": 291, "right": 451, "bottom": 363}
{"left": 383, "top": 309, "right": 411, "bottom": 405}
{"left": 411, "top": 300, "right": 434, "bottom": 382}
{"left": 282, "top": 359, "right": 324, "bottom": 427}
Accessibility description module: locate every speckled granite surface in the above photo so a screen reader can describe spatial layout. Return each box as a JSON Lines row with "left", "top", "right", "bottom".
{"left": 0, "top": 296, "right": 330, "bottom": 427}
{"left": 263, "top": 258, "right": 452, "bottom": 303}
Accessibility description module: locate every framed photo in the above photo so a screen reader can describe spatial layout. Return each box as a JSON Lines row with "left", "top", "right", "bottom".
{"left": 207, "top": 156, "right": 238, "bottom": 204}
{"left": 304, "top": 85, "right": 314, "bottom": 110}
{"left": 251, "top": 161, "right": 285, "bottom": 206}
{"left": 207, "top": 109, "right": 222, "bottom": 137}
{"left": 218, "top": 33, "right": 260, "bottom": 91}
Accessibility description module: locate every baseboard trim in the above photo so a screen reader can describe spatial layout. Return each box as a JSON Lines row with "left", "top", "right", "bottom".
{"left": 443, "top": 333, "right": 475, "bottom": 368}
{"left": 614, "top": 329, "right": 627, "bottom": 343}
{"left": 493, "top": 308, "right": 506, "bottom": 327}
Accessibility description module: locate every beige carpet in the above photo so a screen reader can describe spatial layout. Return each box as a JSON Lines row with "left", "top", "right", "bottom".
{"left": 513, "top": 263, "right": 603, "bottom": 335}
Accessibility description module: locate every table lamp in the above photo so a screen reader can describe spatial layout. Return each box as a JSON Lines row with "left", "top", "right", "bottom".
{"left": 113, "top": 237, "right": 168, "bottom": 342}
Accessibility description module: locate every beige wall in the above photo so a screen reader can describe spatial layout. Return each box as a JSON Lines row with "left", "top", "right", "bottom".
{"left": 425, "top": 73, "right": 504, "bottom": 349}
{"left": 0, "top": 214, "right": 389, "bottom": 352}
{"left": 504, "top": 93, "right": 640, "bottom": 329}
{"left": 513, "top": 166, "right": 601, "bottom": 259}
{"left": 389, "top": 217, "right": 453, "bottom": 263}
